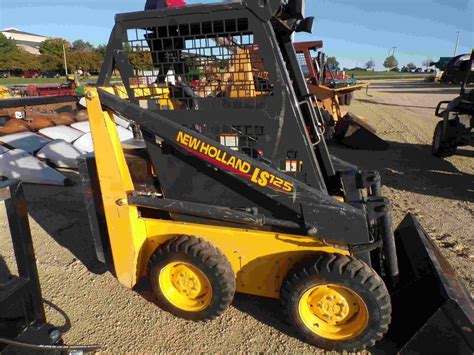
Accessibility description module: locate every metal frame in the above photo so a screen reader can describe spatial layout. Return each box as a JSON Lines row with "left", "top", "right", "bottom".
{"left": 91, "top": 0, "right": 398, "bottom": 280}
{"left": 81, "top": 89, "right": 351, "bottom": 294}
{"left": 0, "top": 95, "right": 77, "bottom": 110}
{"left": 0, "top": 180, "right": 58, "bottom": 350}
{"left": 98, "top": 2, "right": 329, "bottom": 188}
{"left": 97, "top": 89, "right": 370, "bottom": 244}
{"left": 434, "top": 50, "right": 474, "bottom": 148}
{"left": 294, "top": 41, "right": 368, "bottom": 95}
{"left": 294, "top": 41, "right": 323, "bottom": 81}
{"left": 78, "top": 154, "right": 111, "bottom": 264}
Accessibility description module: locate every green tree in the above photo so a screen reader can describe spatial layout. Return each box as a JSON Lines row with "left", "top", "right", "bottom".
{"left": 72, "top": 39, "right": 94, "bottom": 51}
{"left": 69, "top": 50, "right": 101, "bottom": 71}
{"left": 383, "top": 55, "right": 398, "bottom": 71}
{"left": 0, "top": 33, "right": 19, "bottom": 55}
{"left": 129, "top": 51, "right": 153, "bottom": 70}
{"left": 326, "top": 56, "right": 340, "bottom": 70}
{"left": 39, "top": 38, "right": 72, "bottom": 57}
{"left": 0, "top": 50, "right": 40, "bottom": 71}
{"left": 39, "top": 53, "right": 63, "bottom": 72}
{"left": 365, "top": 59, "right": 375, "bottom": 71}
{"left": 406, "top": 62, "right": 416, "bottom": 71}
{"left": 94, "top": 44, "right": 107, "bottom": 59}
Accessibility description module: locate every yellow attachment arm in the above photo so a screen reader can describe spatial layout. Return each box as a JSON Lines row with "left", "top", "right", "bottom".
{"left": 85, "top": 88, "right": 147, "bottom": 287}
{"left": 84, "top": 88, "right": 350, "bottom": 297}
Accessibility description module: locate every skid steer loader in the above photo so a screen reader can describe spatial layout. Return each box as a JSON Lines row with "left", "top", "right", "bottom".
{"left": 4, "top": 0, "right": 460, "bottom": 352}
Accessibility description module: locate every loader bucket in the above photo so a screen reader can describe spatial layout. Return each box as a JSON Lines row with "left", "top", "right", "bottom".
{"left": 334, "top": 112, "right": 389, "bottom": 150}
{"left": 376, "top": 213, "right": 473, "bottom": 353}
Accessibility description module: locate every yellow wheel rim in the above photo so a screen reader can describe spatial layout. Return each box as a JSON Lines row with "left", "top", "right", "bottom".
{"left": 298, "top": 283, "right": 369, "bottom": 340}
{"left": 158, "top": 262, "right": 212, "bottom": 312}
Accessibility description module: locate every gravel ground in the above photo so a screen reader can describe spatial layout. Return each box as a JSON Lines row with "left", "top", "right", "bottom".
{"left": 1, "top": 79, "right": 472, "bottom": 352}
{"left": 332, "top": 80, "right": 473, "bottom": 295}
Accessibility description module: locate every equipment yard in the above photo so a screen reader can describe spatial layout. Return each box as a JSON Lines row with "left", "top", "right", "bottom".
{"left": 1, "top": 79, "right": 472, "bottom": 352}
{"left": 333, "top": 80, "right": 473, "bottom": 296}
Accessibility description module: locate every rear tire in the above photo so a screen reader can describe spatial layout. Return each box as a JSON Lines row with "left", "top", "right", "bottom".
{"left": 280, "top": 253, "right": 391, "bottom": 352}
{"left": 148, "top": 235, "right": 235, "bottom": 321}
{"left": 338, "top": 95, "right": 345, "bottom": 106}
{"left": 344, "top": 93, "right": 353, "bottom": 106}
{"left": 432, "top": 121, "right": 457, "bottom": 157}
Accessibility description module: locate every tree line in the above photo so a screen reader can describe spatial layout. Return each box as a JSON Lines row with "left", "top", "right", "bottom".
{"left": 0, "top": 33, "right": 106, "bottom": 74}
{"left": 382, "top": 56, "right": 432, "bottom": 72}
{"left": 317, "top": 55, "right": 431, "bottom": 73}
{"left": 354, "top": 56, "right": 432, "bottom": 72}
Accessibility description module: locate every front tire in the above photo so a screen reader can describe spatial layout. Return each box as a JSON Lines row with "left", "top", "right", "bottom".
{"left": 432, "top": 121, "right": 457, "bottom": 157}
{"left": 344, "top": 92, "right": 353, "bottom": 106}
{"left": 280, "top": 253, "right": 391, "bottom": 352}
{"left": 148, "top": 235, "right": 236, "bottom": 321}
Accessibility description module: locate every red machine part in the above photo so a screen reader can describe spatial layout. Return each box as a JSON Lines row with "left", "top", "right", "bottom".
{"left": 166, "top": 0, "right": 186, "bottom": 7}
{"left": 24, "top": 84, "right": 76, "bottom": 97}
{"left": 326, "top": 72, "right": 350, "bottom": 81}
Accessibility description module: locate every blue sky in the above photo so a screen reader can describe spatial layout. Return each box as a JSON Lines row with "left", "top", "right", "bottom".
{"left": 0, "top": 0, "right": 472, "bottom": 70}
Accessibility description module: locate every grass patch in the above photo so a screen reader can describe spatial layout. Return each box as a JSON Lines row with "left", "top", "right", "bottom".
{"left": 346, "top": 71, "right": 431, "bottom": 80}
{"left": 0, "top": 76, "right": 101, "bottom": 85}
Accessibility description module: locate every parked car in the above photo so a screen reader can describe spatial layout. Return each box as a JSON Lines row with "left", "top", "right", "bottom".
{"left": 0, "top": 70, "right": 10, "bottom": 78}
{"left": 42, "top": 71, "right": 61, "bottom": 79}
{"left": 22, "top": 70, "right": 41, "bottom": 79}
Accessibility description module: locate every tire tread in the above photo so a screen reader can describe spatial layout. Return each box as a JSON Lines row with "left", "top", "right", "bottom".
{"left": 147, "top": 235, "right": 236, "bottom": 321}
{"left": 280, "top": 253, "right": 391, "bottom": 352}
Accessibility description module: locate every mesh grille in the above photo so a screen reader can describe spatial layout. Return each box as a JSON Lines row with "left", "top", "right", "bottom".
{"left": 296, "top": 52, "right": 309, "bottom": 76}
{"left": 296, "top": 52, "right": 306, "bottom": 66}
{"left": 124, "top": 18, "right": 273, "bottom": 110}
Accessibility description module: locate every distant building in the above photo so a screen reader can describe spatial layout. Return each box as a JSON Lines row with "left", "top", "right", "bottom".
{"left": 1, "top": 28, "right": 48, "bottom": 55}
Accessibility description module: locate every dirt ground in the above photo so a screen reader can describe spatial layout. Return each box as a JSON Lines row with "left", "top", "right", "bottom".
{"left": 333, "top": 79, "right": 473, "bottom": 292}
{"left": 0, "top": 79, "right": 472, "bottom": 352}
